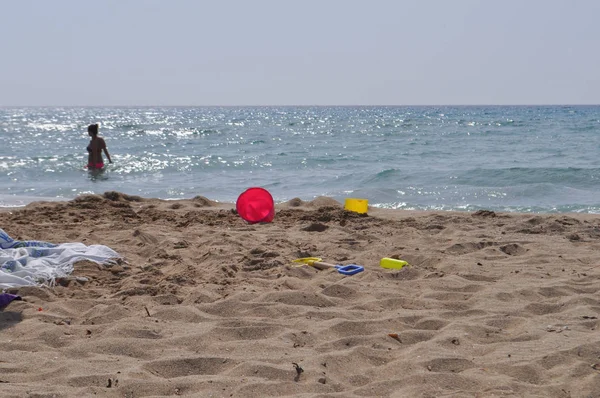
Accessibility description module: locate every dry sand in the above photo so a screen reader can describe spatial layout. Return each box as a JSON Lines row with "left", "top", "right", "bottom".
{"left": 1, "top": 192, "right": 600, "bottom": 397}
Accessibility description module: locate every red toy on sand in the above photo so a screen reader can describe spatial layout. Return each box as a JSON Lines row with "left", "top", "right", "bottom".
{"left": 236, "top": 187, "right": 275, "bottom": 224}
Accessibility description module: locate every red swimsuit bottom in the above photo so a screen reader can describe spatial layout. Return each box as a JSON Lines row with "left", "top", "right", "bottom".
{"left": 87, "top": 162, "right": 104, "bottom": 169}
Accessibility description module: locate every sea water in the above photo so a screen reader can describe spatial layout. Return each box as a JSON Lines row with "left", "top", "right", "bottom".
{"left": 1, "top": 106, "right": 599, "bottom": 213}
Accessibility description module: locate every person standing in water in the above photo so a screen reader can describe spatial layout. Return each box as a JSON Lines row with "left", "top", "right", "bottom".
{"left": 86, "top": 123, "right": 112, "bottom": 169}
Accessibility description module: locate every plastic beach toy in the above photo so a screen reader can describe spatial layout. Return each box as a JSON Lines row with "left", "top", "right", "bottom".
{"left": 344, "top": 198, "right": 368, "bottom": 214}
{"left": 380, "top": 258, "right": 409, "bottom": 270}
{"left": 236, "top": 187, "right": 275, "bottom": 224}
{"left": 293, "top": 257, "right": 364, "bottom": 276}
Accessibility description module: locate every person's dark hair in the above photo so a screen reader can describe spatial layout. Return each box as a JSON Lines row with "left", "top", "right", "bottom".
{"left": 88, "top": 123, "right": 99, "bottom": 136}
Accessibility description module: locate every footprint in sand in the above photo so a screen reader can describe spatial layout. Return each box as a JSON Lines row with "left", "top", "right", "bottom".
{"left": 423, "top": 357, "right": 475, "bottom": 373}
{"left": 133, "top": 229, "right": 159, "bottom": 245}
{"left": 144, "top": 357, "right": 237, "bottom": 378}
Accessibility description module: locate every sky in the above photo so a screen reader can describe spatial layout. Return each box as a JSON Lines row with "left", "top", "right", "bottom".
{"left": 1, "top": 0, "right": 599, "bottom": 106}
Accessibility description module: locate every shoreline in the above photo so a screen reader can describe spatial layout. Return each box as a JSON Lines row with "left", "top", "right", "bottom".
{"left": 3, "top": 191, "right": 600, "bottom": 221}
{"left": 1, "top": 192, "right": 599, "bottom": 396}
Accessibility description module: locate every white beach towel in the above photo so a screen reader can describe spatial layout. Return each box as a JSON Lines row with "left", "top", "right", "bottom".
{"left": 0, "top": 228, "right": 120, "bottom": 289}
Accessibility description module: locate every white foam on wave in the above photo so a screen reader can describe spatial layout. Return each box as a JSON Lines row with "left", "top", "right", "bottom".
{"left": 0, "top": 195, "right": 67, "bottom": 208}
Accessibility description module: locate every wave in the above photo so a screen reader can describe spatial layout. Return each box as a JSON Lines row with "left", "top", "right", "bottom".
{"left": 194, "top": 129, "right": 221, "bottom": 135}
{"left": 372, "top": 201, "right": 600, "bottom": 214}
{"left": 115, "top": 123, "right": 141, "bottom": 130}
{"left": 376, "top": 168, "right": 402, "bottom": 178}
{"left": 358, "top": 169, "right": 411, "bottom": 185}
{"left": 454, "top": 167, "right": 600, "bottom": 189}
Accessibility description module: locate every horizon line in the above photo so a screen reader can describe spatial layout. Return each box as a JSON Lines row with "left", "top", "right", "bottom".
{"left": 1, "top": 104, "right": 599, "bottom": 108}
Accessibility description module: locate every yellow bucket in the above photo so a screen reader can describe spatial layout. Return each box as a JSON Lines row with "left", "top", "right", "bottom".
{"left": 344, "top": 198, "right": 368, "bottom": 214}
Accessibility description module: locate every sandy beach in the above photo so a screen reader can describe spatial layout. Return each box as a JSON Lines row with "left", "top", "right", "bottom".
{"left": 1, "top": 192, "right": 600, "bottom": 397}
